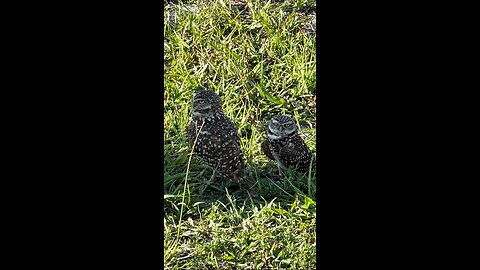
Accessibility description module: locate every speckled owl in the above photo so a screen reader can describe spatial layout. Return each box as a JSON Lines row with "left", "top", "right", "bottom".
{"left": 261, "top": 115, "right": 315, "bottom": 172}
{"left": 186, "top": 90, "right": 246, "bottom": 182}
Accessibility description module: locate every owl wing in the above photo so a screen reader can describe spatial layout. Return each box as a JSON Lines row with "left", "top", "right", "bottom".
{"left": 279, "top": 135, "right": 314, "bottom": 171}
{"left": 210, "top": 131, "right": 243, "bottom": 158}
{"left": 261, "top": 139, "right": 275, "bottom": 160}
{"left": 203, "top": 132, "right": 245, "bottom": 179}
{"left": 278, "top": 136, "right": 305, "bottom": 155}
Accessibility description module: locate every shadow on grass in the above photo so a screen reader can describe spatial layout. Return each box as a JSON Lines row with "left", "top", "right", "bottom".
{"left": 164, "top": 143, "right": 317, "bottom": 218}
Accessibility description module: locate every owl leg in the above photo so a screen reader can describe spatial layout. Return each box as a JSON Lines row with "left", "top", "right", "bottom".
{"left": 197, "top": 167, "right": 214, "bottom": 195}
{"left": 198, "top": 163, "right": 222, "bottom": 194}
{"left": 231, "top": 176, "right": 243, "bottom": 191}
{"left": 274, "top": 157, "right": 286, "bottom": 178}
{"left": 242, "top": 172, "right": 259, "bottom": 197}
{"left": 206, "top": 164, "right": 223, "bottom": 190}
{"left": 277, "top": 162, "right": 284, "bottom": 177}
{"left": 208, "top": 161, "right": 223, "bottom": 185}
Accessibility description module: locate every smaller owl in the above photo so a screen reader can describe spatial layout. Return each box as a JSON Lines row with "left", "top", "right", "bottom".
{"left": 261, "top": 115, "right": 315, "bottom": 173}
{"left": 186, "top": 90, "right": 246, "bottom": 183}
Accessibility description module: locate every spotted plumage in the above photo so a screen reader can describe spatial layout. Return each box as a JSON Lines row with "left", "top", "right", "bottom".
{"left": 186, "top": 90, "right": 246, "bottom": 182}
{"left": 261, "top": 115, "right": 315, "bottom": 172}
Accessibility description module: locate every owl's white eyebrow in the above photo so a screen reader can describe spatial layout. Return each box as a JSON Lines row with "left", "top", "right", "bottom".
{"left": 285, "top": 129, "right": 295, "bottom": 136}
{"left": 268, "top": 133, "right": 281, "bottom": 140}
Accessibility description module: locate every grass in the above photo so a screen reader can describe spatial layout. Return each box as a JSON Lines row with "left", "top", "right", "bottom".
{"left": 164, "top": 0, "right": 316, "bottom": 268}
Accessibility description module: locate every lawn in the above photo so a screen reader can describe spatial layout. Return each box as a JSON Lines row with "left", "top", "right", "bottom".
{"left": 164, "top": 0, "right": 316, "bottom": 268}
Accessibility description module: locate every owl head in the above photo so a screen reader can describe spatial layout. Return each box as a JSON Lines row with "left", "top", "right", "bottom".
{"left": 191, "top": 90, "right": 222, "bottom": 118}
{"left": 267, "top": 114, "right": 297, "bottom": 140}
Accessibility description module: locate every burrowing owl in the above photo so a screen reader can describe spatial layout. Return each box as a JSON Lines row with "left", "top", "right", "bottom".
{"left": 261, "top": 115, "right": 315, "bottom": 173}
{"left": 186, "top": 90, "right": 246, "bottom": 182}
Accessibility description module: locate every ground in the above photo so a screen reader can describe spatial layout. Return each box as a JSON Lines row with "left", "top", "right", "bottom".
{"left": 164, "top": 0, "right": 316, "bottom": 268}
